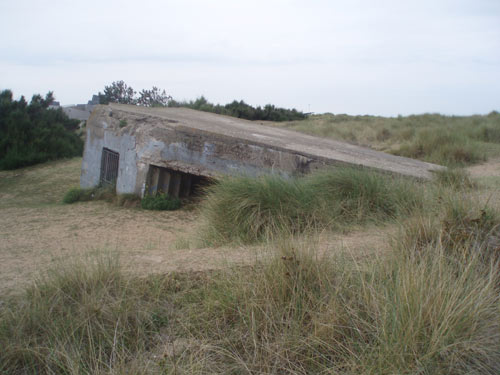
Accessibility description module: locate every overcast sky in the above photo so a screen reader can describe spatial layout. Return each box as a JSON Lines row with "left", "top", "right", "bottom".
{"left": 0, "top": 0, "right": 499, "bottom": 116}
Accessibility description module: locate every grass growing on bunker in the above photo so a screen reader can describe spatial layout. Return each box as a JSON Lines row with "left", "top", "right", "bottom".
{"left": 198, "top": 167, "right": 425, "bottom": 245}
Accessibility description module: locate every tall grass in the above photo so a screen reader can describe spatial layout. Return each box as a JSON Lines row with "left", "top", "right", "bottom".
{"left": 1, "top": 240, "right": 498, "bottom": 374}
{"left": 402, "top": 194, "right": 500, "bottom": 263}
{"left": 173, "top": 238, "right": 500, "bottom": 374}
{"left": 199, "top": 167, "right": 424, "bottom": 245}
{"left": 0, "top": 254, "right": 172, "bottom": 374}
{"left": 274, "top": 111, "right": 500, "bottom": 166}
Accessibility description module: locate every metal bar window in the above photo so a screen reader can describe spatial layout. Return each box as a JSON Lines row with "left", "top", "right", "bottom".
{"left": 99, "top": 148, "right": 119, "bottom": 187}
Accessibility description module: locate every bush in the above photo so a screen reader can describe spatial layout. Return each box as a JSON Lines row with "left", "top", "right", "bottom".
{"left": 0, "top": 90, "right": 83, "bottom": 170}
{"left": 199, "top": 167, "right": 423, "bottom": 245}
{"left": 141, "top": 193, "right": 181, "bottom": 211}
{"left": 169, "top": 96, "right": 308, "bottom": 121}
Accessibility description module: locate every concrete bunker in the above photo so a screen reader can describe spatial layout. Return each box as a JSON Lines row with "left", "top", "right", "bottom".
{"left": 80, "top": 104, "right": 444, "bottom": 198}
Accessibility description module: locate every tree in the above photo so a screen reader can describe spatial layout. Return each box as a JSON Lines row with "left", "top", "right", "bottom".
{"left": 0, "top": 90, "right": 83, "bottom": 170}
{"left": 136, "top": 86, "right": 172, "bottom": 107}
{"left": 98, "top": 80, "right": 136, "bottom": 105}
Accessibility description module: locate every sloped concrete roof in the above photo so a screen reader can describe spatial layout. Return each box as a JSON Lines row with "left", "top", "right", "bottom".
{"left": 99, "top": 104, "right": 443, "bottom": 179}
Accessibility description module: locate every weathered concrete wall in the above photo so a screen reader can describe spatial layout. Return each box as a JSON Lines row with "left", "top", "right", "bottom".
{"left": 136, "top": 125, "right": 323, "bottom": 179}
{"left": 80, "top": 111, "right": 138, "bottom": 194}
{"left": 81, "top": 104, "right": 444, "bottom": 196}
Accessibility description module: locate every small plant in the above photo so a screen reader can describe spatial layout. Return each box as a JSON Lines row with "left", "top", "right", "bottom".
{"left": 119, "top": 119, "right": 127, "bottom": 128}
{"left": 62, "top": 186, "right": 115, "bottom": 204}
{"left": 141, "top": 193, "right": 181, "bottom": 211}
{"left": 62, "top": 187, "right": 86, "bottom": 204}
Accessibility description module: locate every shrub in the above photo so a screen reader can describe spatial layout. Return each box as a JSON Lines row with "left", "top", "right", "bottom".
{"left": 141, "top": 193, "right": 181, "bottom": 211}
{"left": 169, "top": 96, "right": 308, "bottom": 121}
{"left": 0, "top": 90, "right": 83, "bottom": 170}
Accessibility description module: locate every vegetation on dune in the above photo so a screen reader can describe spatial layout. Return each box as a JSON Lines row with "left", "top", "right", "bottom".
{"left": 0, "top": 254, "right": 173, "bottom": 374}
{"left": 402, "top": 194, "right": 500, "bottom": 263}
{"left": 3, "top": 97, "right": 500, "bottom": 373}
{"left": 0, "top": 90, "right": 83, "bottom": 170}
{"left": 2, "top": 154, "right": 500, "bottom": 374}
{"left": 1, "top": 235, "right": 498, "bottom": 374}
{"left": 182, "top": 239, "right": 499, "bottom": 374}
{"left": 199, "top": 167, "right": 424, "bottom": 245}
{"left": 276, "top": 111, "right": 500, "bottom": 166}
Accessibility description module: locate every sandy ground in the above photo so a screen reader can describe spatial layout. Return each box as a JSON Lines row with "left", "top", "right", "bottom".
{"left": 2, "top": 156, "right": 498, "bottom": 296}
{"left": 0, "top": 158, "right": 395, "bottom": 296}
{"left": 0, "top": 199, "right": 391, "bottom": 295}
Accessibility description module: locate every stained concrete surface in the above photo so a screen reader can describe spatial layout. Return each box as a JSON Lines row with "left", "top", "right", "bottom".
{"left": 81, "top": 104, "right": 443, "bottom": 195}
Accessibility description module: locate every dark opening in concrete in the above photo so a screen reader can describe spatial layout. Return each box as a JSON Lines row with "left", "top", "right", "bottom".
{"left": 146, "top": 165, "right": 211, "bottom": 198}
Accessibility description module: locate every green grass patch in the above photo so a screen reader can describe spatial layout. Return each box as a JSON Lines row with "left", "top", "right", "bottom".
{"left": 62, "top": 186, "right": 115, "bottom": 204}
{"left": 141, "top": 193, "right": 181, "bottom": 211}
{"left": 199, "top": 167, "right": 424, "bottom": 245}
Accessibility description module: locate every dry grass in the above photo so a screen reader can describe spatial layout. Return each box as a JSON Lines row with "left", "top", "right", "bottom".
{"left": 271, "top": 112, "right": 500, "bottom": 166}
{"left": 1, "top": 235, "right": 498, "bottom": 374}
{"left": 2, "top": 121, "right": 500, "bottom": 373}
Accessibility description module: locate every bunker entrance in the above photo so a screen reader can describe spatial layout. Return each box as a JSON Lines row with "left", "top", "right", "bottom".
{"left": 100, "top": 148, "right": 119, "bottom": 187}
{"left": 146, "top": 165, "right": 211, "bottom": 198}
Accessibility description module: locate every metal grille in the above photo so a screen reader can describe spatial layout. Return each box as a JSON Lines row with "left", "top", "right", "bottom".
{"left": 100, "top": 148, "right": 119, "bottom": 187}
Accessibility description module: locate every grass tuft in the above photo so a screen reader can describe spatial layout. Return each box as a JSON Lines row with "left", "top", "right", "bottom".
{"left": 402, "top": 195, "right": 500, "bottom": 263}
{"left": 199, "top": 167, "right": 423, "bottom": 245}
{"left": 0, "top": 254, "right": 172, "bottom": 374}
